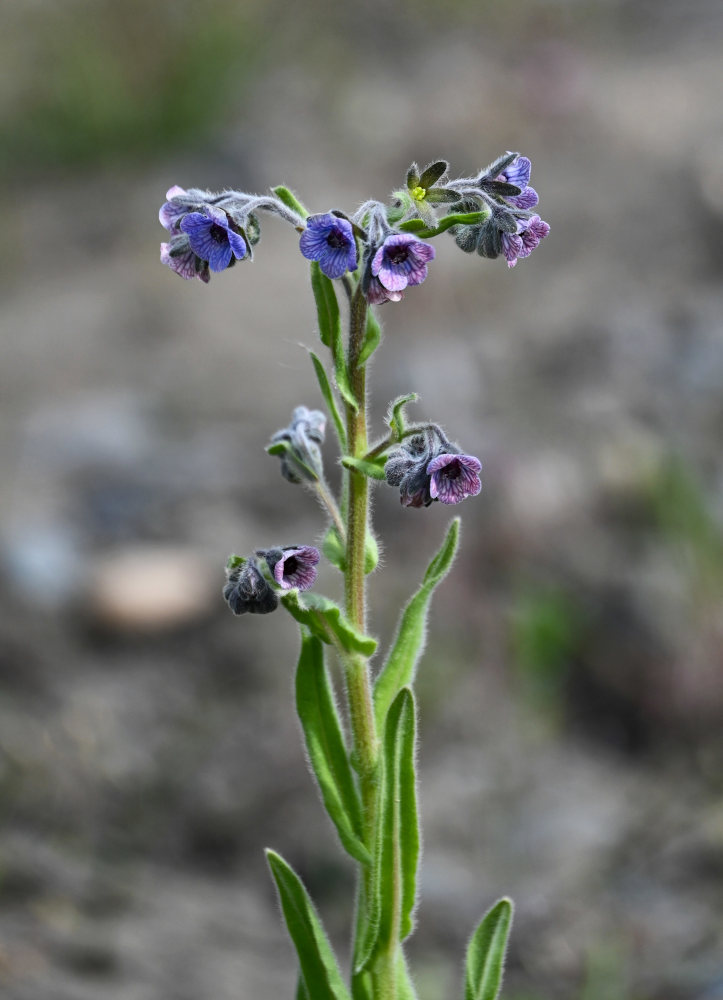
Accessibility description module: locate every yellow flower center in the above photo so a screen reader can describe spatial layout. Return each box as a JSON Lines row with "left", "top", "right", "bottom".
{"left": 411, "top": 186, "right": 426, "bottom": 201}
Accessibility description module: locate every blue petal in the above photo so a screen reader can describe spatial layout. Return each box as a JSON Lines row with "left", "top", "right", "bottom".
{"left": 208, "top": 242, "right": 233, "bottom": 271}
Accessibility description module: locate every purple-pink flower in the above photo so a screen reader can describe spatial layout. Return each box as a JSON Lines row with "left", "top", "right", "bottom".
{"left": 497, "top": 155, "right": 539, "bottom": 210}
{"left": 265, "top": 546, "right": 320, "bottom": 591}
{"left": 366, "top": 276, "right": 404, "bottom": 306}
{"left": 180, "top": 206, "right": 247, "bottom": 272}
{"left": 300, "top": 213, "right": 358, "bottom": 279}
{"left": 427, "top": 453, "right": 482, "bottom": 504}
{"left": 160, "top": 241, "right": 210, "bottom": 283}
{"left": 501, "top": 215, "right": 550, "bottom": 268}
{"left": 370, "top": 234, "right": 435, "bottom": 298}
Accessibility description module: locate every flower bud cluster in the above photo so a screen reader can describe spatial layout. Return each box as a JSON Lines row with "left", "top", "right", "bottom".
{"left": 269, "top": 406, "right": 326, "bottom": 485}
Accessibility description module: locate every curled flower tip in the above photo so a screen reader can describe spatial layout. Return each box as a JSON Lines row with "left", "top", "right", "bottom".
{"left": 427, "top": 453, "right": 482, "bottom": 504}
{"left": 223, "top": 560, "right": 278, "bottom": 615}
{"left": 300, "top": 213, "right": 358, "bottom": 279}
{"left": 180, "top": 206, "right": 247, "bottom": 272}
{"left": 371, "top": 233, "right": 435, "bottom": 295}
{"left": 263, "top": 546, "right": 320, "bottom": 591}
{"left": 269, "top": 406, "right": 326, "bottom": 484}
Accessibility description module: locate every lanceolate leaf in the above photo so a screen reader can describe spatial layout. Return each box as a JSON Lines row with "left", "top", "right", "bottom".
{"left": 296, "top": 976, "right": 311, "bottom": 1000}
{"left": 465, "top": 898, "right": 514, "bottom": 1000}
{"left": 282, "top": 590, "right": 377, "bottom": 657}
{"left": 266, "top": 850, "right": 351, "bottom": 1000}
{"left": 373, "top": 519, "right": 460, "bottom": 733}
{"left": 402, "top": 211, "right": 488, "bottom": 239}
{"left": 296, "top": 633, "right": 371, "bottom": 866}
{"left": 309, "top": 350, "right": 347, "bottom": 451}
{"left": 358, "top": 309, "right": 382, "bottom": 367}
{"left": 310, "top": 262, "right": 357, "bottom": 412}
{"left": 356, "top": 688, "right": 419, "bottom": 971}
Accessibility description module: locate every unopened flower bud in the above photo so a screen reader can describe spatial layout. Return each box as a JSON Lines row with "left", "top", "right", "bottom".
{"left": 223, "top": 558, "right": 278, "bottom": 615}
{"left": 269, "top": 406, "right": 326, "bottom": 484}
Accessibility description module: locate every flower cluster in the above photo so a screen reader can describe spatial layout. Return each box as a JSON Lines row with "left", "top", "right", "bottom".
{"left": 223, "top": 546, "right": 320, "bottom": 615}
{"left": 385, "top": 426, "right": 482, "bottom": 508}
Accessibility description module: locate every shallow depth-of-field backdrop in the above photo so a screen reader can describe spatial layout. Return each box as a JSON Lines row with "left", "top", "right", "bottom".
{"left": 1, "top": 2, "right": 722, "bottom": 998}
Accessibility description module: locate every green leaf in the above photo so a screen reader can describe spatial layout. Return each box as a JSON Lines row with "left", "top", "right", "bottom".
{"left": 323, "top": 526, "right": 379, "bottom": 575}
{"left": 358, "top": 310, "right": 382, "bottom": 368}
{"left": 398, "top": 219, "right": 428, "bottom": 234}
{"left": 267, "top": 439, "right": 320, "bottom": 482}
{"left": 397, "top": 953, "right": 420, "bottom": 999}
{"left": 406, "top": 163, "right": 421, "bottom": 190}
{"left": 465, "top": 898, "right": 514, "bottom": 1000}
{"left": 296, "top": 634, "right": 371, "bottom": 865}
{"left": 342, "top": 455, "right": 387, "bottom": 481}
{"left": 425, "top": 187, "right": 463, "bottom": 204}
{"left": 310, "top": 262, "right": 357, "bottom": 412}
{"left": 272, "top": 185, "right": 309, "bottom": 220}
{"left": 387, "top": 393, "right": 419, "bottom": 441}
{"left": 373, "top": 519, "right": 460, "bottom": 733}
{"left": 266, "top": 850, "right": 351, "bottom": 1000}
{"left": 309, "top": 350, "right": 347, "bottom": 451}
{"left": 282, "top": 590, "right": 377, "bottom": 657}
{"left": 296, "top": 976, "right": 311, "bottom": 1000}
{"left": 356, "top": 688, "right": 419, "bottom": 971}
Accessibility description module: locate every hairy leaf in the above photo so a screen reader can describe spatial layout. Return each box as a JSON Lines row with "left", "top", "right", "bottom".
{"left": 342, "top": 455, "right": 387, "bottom": 481}
{"left": 310, "top": 262, "right": 357, "bottom": 411}
{"left": 465, "top": 898, "right": 514, "bottom": 1000}
{"left": 323, "top": 525, "right": 379, "bottom": 576}
{"left": 419, "top": 159, "right": 449, "bottom": 190}
{"left": 282, "top": 590, "right": 377, "bottom": 657}
{"left": 374, "top": 519, "right": 460, "bottom": 732}
{"left": 266, "top": 850, "right": 351, "bottom": 1000}
{"left": 358, "top": 309, "right": 382, "bottom": 368}
{"left": 309, "top": 350, "right": 347, "bottom": 451}
{"left": 386, "top": 393, "right": 419, "bottom": 441}
{"left": 296, "top": 634, "right": 370, "bottom": 865}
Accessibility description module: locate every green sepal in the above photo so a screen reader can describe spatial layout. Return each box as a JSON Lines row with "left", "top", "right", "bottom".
{"left": 272, "top": 185, "right": 309, "bottom": 221}
{"left": 479, "top": 179, "right": 521, "bottom": 198}
{"left": 323, "top": 525, "right": 379, "bottom": 576}
{"left": 266, "top": 439, "right": 319, "bottom": 482}
{"left": 358, "top": 310, "right": 382, "bottom": 368}
{"left": 387, "top": 393, "right": 419, "bottom": 441}
{"left": 309, "top": 350, "right": 347, "bottom": 451}
{"left": 356, "top": 688, "right": 419, "bottom": 972}
{"left": 342, "top": 456, "right": 387, "bottom": 481}
{"left": 425, "top": 187, "right": 463, "bottom": 204}
{"left": 226, "top": 554, "right": 246, "bottom": 571}
{"left": 419, "top": 159, "right": 448, "bottom": 190}
{"left": 464, "top": 898, "right": 514, "bottom": 1000}
{"left": 296, "top": 633, "right": 371, "bottom": 866}
{"left": 282, "top": 590, "right": 377, "bottom": 657}
{"left": 373, "top": 519, "right": 460, "bottom": 733}
{"left": 265, "top": 849, "right": 352, "bottom": 1000}
{"left": 310, "top": 262, "right": 358, "bottom": 412}
{"left": 481, "top": 151, "right": 518, "bottom": 179}
{"left": 406, "top": 163, "right": 421, "bottom": 190}
{"left": 401, "top": 211, "right": 489, "bottom": 239}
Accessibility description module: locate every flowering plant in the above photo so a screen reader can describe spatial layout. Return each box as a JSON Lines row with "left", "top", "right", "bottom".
{"left": 158, "top": 154, "right": 548, "bottom": 1000}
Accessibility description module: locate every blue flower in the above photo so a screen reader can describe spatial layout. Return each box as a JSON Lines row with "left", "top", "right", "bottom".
{"left": 299, "top": 213, "right": 358, "bottom": 279}
{"left": 180, "top": 206, "right": 247, "bottom": 272}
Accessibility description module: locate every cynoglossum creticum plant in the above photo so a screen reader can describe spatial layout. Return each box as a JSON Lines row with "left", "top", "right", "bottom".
{"left": 158, "top": 155, "right": 548, "bottom": 1000}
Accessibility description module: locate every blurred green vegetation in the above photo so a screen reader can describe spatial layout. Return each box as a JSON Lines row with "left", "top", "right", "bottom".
{"left": 0, "top": 0, "right": 266, "bottom": 181}
{"left": 510, "top": 583, "right": 585, "bottom": 719}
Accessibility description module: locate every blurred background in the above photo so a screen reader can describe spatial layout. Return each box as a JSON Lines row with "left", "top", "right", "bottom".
{"left": 1, "top": 0, "right": 723, "bottom": 997}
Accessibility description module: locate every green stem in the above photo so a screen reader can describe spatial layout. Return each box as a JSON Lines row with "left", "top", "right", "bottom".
{"left": 341, "top": 287, "right": 389, "bottom": 995}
